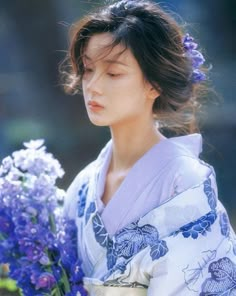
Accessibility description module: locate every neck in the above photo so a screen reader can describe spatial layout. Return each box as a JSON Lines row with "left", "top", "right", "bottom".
{"left": 109, "top": 118, "right": 166, "bottom": 172}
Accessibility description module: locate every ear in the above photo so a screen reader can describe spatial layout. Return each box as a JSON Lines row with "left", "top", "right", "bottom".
{"left": 147, "top": 85, "right": 161, "bottom": 101}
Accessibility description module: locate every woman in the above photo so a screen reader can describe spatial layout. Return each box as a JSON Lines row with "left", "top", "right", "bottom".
{"left": 63, "top": 0, "right": 236, "bottom": 295}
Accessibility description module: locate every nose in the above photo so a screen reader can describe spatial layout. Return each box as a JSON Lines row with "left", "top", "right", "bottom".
{"left": 85, "top": 71, "right": 104, "bottom": 95}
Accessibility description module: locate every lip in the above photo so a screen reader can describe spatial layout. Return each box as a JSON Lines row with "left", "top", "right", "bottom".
{"left": 87, "top": 100, "right": 104, "bottom": 111}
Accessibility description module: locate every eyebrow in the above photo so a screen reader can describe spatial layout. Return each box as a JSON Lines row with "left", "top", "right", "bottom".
{"left": 83, "top": 54, "right": 128, "bottom": 67}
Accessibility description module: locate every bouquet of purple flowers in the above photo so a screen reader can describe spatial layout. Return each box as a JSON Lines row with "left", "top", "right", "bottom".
{"left": 0, "top": 140, "right": 87, "bottom": 296}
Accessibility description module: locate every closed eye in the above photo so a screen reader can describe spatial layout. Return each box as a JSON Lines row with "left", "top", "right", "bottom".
{"left": 107, "top": 73, "right": 121, "bottom": 77}
{"left": 84, "top": 68, "right": 121, "bottom": 78}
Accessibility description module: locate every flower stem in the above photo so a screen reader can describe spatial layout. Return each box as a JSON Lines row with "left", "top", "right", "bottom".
{"left": 49, "top": 214, "right": 56, "bottom": 234}
{"left": 53, "top": 284, "right": 63, "bottom": 296}
{"left": 60, "top": 266, "right": 71, "bottom": 293}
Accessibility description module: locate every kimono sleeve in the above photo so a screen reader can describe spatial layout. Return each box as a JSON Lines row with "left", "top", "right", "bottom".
{"left": 146, "top": 174, "right": 236, "bottom": 295}
{"left": 63, "top": 162, "right": 93, "bottom": 220}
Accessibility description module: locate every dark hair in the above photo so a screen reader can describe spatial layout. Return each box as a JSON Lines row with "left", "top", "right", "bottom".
{"left": 61, "top": 0, "right": 211, "bottom": 135}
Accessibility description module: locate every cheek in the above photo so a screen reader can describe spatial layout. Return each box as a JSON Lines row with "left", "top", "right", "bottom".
{"left": 120, "top": 78, "right": 147, "bottom": 101}
{"left": 82, "top": 82, "right": 89, "bottom": 101}
{"left": 110, "top": 75, "right": 145, "bottom": 95}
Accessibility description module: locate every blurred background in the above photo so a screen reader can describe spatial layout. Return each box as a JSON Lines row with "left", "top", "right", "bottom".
{"left": 0, "top": 0, "right": 235, "bottom": 226}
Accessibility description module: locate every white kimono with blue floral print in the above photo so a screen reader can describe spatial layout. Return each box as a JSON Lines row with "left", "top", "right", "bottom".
{"left": 64, "top": 134, "right": 236, "bottom": 296}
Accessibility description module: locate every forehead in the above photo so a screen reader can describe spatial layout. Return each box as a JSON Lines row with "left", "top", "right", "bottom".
{"left": 83, "top": 33, "right": 133, "bottom": 64}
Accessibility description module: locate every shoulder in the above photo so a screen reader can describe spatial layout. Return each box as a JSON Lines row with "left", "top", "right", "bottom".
{"left": 157, "top": 154, "right": 217, "bottom": 205}
{"left": 172, "top": 155, "right": 215, "bottom": 191}
{"left": 156, "top": 133, "right": 214, "bottom": 189}
{"left": 173, "top": 154, "right": 214, "bottom": 181}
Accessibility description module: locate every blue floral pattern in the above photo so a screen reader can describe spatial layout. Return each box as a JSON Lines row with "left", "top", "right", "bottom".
{"left": 200, "top": 257, "right": 236, "bottom": 295}
{"left": 77, "top": 183, "right": 88, "bottom": 218}
{"left": 107, "top": 240, "right": 117, "bottom": 270}
{"left": 219, "top": 212, "right": 230, "bottom": 237}
{"left": 183, "top": 249, "right": 217, "bottom": 291}
{"left": 92, "top": 214, "right": 110, "bottom": 248}
{"left": 203, "top": 178, "right": 217, "bottom": 210}
{"left": 115, "top": 222, "right": 168, "bottom": 261}
{"left": 92, "top": 214, "right": 168, "bottom": 271}
{"left": 92, "top": 213, "right": 117, "bottom": 270}
{"left": 115, "top": 222, "right": 151, "bottom": 259}
{"left": 85, "top": 201, "right": 96, "bottom": 224}
{"left": 150, "top": 240, "right": 169, "bottom": 261}
{"left": 171, "top": 211, "right": 217, "bottom": 239}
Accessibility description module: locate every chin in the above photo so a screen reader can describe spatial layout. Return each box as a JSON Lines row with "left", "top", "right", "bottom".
{"left": 88, "top": 117, "right": 109, "bottom": 127}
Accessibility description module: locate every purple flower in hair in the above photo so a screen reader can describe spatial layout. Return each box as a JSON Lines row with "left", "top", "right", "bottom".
{"left": 182, "top": 33, "right": 207, "bottom": 83}
{"left": 190, "top": 50, "right": 205, "bottom": 68}
{"left": 192, "top": 69, "right": 206, "bottom": 83}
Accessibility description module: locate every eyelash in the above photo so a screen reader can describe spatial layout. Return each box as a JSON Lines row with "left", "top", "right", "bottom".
{"left": 83, "top": 68, "right": 121, "bottom": 78}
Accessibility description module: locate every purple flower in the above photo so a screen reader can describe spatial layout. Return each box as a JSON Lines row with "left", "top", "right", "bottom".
{"left": 0, "top": 237, "right": 19, "bottom": 265}
{"left": 52, "top": 265, "right": 63, "bottom": 281}
{"left": 189, "top": 50, "right": 205, "bottom": 68}
{"left": 0, "top": 177, "right": 23, "bottom": 198}
{"left": 0, "top": 211, "right": 14, "bottom": 234}
{"left": 25, "top": 244, "right": 45, "bottom": 262}
{"left": 182, "top": 33, "right": 207, "bottom": 83}
{"left": 0, "top": 139, "right": 85, "bottom": 294}
{"left": 27, "top": 174, "right": 55, "bottom": 201}
{"left": 183, "top": 34, "right": 198, "bottom": 51}
{"left": 70, "top": 260, "right": 85, "bottom": 283}
{"left": 0, "top": 156, "right": 13, "bottom": 174}
{"left": 12, "top": 139, "right": 64, "bottom": 179}
{"left": 183, "top": 34, "right": 194, "bottom": 43}
{"left": 23, "top": 139, "right": 45, "bottom": 150}
{"left": 192, "top": 69, "right": 206, "bottom": 83}
{"left": 35, "top": 272, "right": 56, "bottom": 290}
{"left": 39, "top": 253, "right": 50, "bottom": 265}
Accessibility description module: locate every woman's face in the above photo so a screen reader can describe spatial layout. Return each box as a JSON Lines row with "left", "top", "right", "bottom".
{"left": 82, "top": 33, "right": 159, "bottom": 128}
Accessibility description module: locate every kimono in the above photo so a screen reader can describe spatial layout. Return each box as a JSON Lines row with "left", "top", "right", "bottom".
{"left": 64, "top": 133, "right": 236, "bottom": 295}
